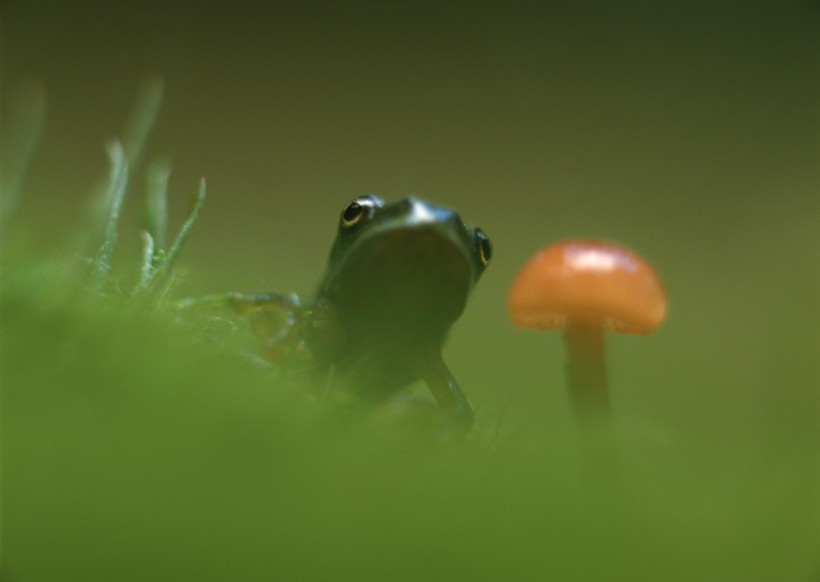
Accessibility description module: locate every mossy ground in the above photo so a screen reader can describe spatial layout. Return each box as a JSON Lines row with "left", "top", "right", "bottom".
{"left": 2, "top": 233, "right": 818, "bottom": 582}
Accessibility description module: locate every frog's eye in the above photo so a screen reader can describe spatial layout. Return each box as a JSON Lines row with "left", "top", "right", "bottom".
{"left": 474, "top": 228, "right": 492, "bottom": 268}
{"left": 341, "top": 196, "right": 380, "bottom": 229}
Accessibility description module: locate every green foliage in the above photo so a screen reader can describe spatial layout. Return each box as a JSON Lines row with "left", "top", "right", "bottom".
{"left": 3, "top": 274, "right": 818, "bottom": 581}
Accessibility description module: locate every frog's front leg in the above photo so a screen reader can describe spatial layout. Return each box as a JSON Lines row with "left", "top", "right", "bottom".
{"left": 230, "top": 293, "right": 350, "bottom": 375}
{"left": 178, "top": 292, "right": 311, "bottom": 363}
{"left": 413, "top": 345, "right": 474, "bottom": 430}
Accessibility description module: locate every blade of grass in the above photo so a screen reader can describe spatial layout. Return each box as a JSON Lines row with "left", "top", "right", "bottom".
{"left": 90, "top": 141, "right": 129, "bottom": 289}
{"left": 144, "top": 159, "right": 171, "bottom": 252}
{"left": 137, "top": 230, "right": 156, "bottom": 290}
{"left": 135, "top": 177, "right": 206, "bottom": 298}
{"left": 163, "top": 177, "right": 206, "bottom": 275}
{"left": 81, "top": 77, "right": 164, "bottom": 254}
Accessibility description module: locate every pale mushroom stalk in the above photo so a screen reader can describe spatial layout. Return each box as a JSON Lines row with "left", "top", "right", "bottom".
{"left": 563, "top": 320, "right": 610, "bottom": 420}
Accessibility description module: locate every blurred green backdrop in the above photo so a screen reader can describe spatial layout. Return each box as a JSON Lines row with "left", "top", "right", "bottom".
{"left": 2, "top": 1, "right": 819, "bottom": 580}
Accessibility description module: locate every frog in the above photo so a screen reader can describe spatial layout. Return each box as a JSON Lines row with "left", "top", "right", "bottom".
{"left": 220, "top": 195, "right": 491, "bottom": 429}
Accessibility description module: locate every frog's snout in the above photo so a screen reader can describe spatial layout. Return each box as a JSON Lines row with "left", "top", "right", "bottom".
{"left": 395, "top": 198, "right": 465, "bottom": 234}
{"left": 331, "top": 225, "right": 473, "bottom": 350}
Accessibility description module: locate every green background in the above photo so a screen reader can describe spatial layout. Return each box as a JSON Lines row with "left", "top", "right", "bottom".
{"left": 2, "top": 1, "right": 818, "bottom": 580}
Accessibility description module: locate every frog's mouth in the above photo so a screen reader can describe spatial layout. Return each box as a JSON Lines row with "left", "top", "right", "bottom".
{"left": 327, "top": 224, "right": 474, "bottom": 352}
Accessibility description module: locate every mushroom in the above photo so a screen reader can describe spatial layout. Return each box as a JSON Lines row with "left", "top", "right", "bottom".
{"left": 508, "top": 240, "right": 667, "bottom": 424}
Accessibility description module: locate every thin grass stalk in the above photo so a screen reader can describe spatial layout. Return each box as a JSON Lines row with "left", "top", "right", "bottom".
{"left": 90, "top": 142, "right": 129, "bottom": 289}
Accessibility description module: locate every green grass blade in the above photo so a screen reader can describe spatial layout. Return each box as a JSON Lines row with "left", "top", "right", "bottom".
{"left": 82, "top": 77, "right": 163, "bottom": 254}
{"left": 90, "top": 141, "right": 129, "bottom": 289}
{"left": 144, "top": 159, "right": 171, "bottom": 252}
{"left": 163, "top": 177, "right": 206, "bottom": 275}
{"left": 135, "top": 177, "right": 206, "bottom": 299}
{"left": 137, "top": 230, "right": 156, "bottom": 290}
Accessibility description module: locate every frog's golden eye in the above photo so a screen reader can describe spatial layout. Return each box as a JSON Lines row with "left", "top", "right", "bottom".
{"left": 341, "top": 196, "right": 379, "bottom": 229}
{"left": 474, "top": 228, "right": 492, "bottom": 268}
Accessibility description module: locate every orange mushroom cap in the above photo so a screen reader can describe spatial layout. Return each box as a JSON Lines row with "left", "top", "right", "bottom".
{"left": 508, "top": 240, "right": 667, "bottom": 334}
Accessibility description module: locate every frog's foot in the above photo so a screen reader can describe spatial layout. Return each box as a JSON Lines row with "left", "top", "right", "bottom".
{"left": 413, "top": 345, "right": 474, "bottom": 432}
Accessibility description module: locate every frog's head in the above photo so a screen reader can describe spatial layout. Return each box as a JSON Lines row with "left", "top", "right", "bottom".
{"left": 319, "top": 195, "right": 491, "bottom": 352}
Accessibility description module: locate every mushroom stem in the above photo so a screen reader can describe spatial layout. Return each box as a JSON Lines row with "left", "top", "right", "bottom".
{"left": 563, "top": 321, "right": 610, "bottom": 423}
